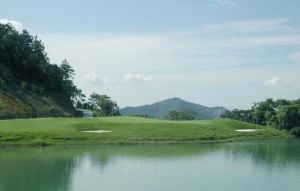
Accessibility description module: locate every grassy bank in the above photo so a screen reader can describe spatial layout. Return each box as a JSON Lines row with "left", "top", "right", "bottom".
{"left": 0, "top": 116, "right": 291, "bottom": 146}
{"left": 0, "top": 91, "right": 79, "bottom": 119}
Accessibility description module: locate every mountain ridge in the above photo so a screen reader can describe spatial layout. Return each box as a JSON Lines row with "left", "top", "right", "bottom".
{"left": 120, "top": 97, "right": 228, "bottom": 119}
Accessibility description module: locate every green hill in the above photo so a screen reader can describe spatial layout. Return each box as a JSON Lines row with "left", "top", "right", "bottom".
{"left": 120, "top": 97, "right": 227, "bottom": 119}
{"left": 0, "top": 116, "right": 290, "bottom": 146}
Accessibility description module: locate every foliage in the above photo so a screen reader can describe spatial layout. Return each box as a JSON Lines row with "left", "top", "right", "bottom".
{"left": 0, "top": 23, "right": 83, "bottom": 118}
{"left": 0, "top": 98, "right": 4, "bottom": 111}
{"left": 0, "top": 91, "right": 79, "bottom": 119}
{"left": 133, "top": 114, "right": 151, "bottom": 118}
{"left": 81, "top": 93, "right": 120, "bottom": 117}
{"left": 221, "top": 109, "right": 254, "bottom": 123}
{"left": 0, "top": 24, "right": 81, "bottom": 100}
{"left": 167, "top": 109, "right": 196, "bottom": 120}
{"left": 276, "top": 104, "right": 300, "bottom": 131}
{"left": 290, "top": 127, "right": 300, "bottom": 137}
{"left": 221, "top": 98, "right": 300, "bottom": 132}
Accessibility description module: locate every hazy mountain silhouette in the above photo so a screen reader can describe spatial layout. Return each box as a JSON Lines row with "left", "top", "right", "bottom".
{"left": 120, "top": 97, "right": 227, "bottom": 119}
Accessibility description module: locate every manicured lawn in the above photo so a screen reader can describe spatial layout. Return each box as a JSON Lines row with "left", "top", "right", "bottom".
{"left": 0, "top": 116, "right": 291, "bottom": 146}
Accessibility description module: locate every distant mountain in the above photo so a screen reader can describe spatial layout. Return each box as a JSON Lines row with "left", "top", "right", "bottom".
{"left": 120, "top": 97, "right": 228, "bottom": 119}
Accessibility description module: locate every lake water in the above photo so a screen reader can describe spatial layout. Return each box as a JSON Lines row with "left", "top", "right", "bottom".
{"left": 0, "top": 139, "right": 300, "bottom": 191}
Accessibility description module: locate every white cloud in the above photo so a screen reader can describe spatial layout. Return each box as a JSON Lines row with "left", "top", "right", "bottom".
{"left": 289, "top": 52, "right": 300, "bottom": 62}
{"left": 200, "top": 18, "right": 288, "bottom": 34}
{"left": 124, "top": 73, "right": 153, "bottom": 83}
{"left": 38, "top": 18, "right": 300, "bottom": 108}
{"left": 84, "top": 73, "right": 113, "bottom": 84}
{"left": 216, "top": 0, "right": 239, "bottom": 7}
{"left": 41, "top": 18, "right": 300, "bottom": 72}
{"left": 264, "top": 77, "right": 285, "bottom": 87}
{"left": 0, "top": 18, "right": 23, "bottom": 31}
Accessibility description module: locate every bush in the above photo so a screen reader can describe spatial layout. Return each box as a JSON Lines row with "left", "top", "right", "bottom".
{"left": 167, "top": 109, "right": 196, "bottom": 120}
{"left": 290, "top": 127, "right": 300, "bottom": 137}
{"left": 0, "top": 99, "right": 4, "bottom": 111}
{"left": 48, "top": 106, "right": 61, "bottom": 117}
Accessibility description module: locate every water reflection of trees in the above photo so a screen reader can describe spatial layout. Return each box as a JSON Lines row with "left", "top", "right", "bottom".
{"left": 0, "top": 144, "right": 222, "bottom": 191}
{"left": 0, "top": 140, "right": 299, "bottom": 191}
{"left": 0, "top": 148, "right": 76, "bottom": 191}
{"left": 225, "top": 139, "right": 300, "bottom": 168}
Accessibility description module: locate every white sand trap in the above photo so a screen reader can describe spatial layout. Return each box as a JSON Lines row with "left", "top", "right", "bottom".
{"left": 82, "top": 130, "right": 112, "bottom": 133}
{"left": 235, "top": 129, "right": 261, "bottom": 132}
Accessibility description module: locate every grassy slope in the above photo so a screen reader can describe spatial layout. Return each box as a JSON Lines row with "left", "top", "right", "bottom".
{"left": 0, "top": 116, "right": 291, "bottom": 146}
{"left": 0, "top": 91, "right": 77, "bottom": 119}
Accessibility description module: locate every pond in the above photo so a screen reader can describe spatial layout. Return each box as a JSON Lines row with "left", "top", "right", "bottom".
{"left": 0, "top": 139, "right": 300, "bottom": 191}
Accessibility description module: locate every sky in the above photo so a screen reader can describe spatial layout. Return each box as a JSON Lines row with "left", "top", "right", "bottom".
{"left": 1, "top": 0, "right": 300, "bottom": 109}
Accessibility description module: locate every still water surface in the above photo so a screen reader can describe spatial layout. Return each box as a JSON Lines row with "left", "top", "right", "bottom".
{"left": 0, "top": 139, "right": 300, "bottom": 191}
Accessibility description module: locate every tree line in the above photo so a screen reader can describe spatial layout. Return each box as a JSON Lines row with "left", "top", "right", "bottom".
{"left": 76, "top": 93, "right": 120, "bottom": 117}
{"left": 167, "top": 109, "right": 196, "bottom": 120}
{"left": 0, "top": 23, "right": 83, "bottom": 102}
{"left": 0, "top": 23, "right": 121, "bottom": 117}
{"left": 221, "top": 98, "right": 300, "bottom": 136}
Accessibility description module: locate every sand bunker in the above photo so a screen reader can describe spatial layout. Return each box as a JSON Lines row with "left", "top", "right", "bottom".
{"left": 235, "top": 129, "right": 261, "bottom": 132}
{"left": 81, "top": 130, "right": 112, "bottom": 133}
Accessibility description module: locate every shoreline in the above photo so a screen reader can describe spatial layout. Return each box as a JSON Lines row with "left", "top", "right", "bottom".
{"left": 0, "top": 136, "right": 293, "bottom": 147}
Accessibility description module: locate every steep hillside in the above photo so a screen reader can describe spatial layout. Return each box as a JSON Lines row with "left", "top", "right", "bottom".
{"left": 0, "top": 91, "right": 78, "bottom": 119}
{"left": 0, "top": 23, "right": 81, "bottom": 119}
{"left": 120, "top": 97, "right": 227, "bottom": 119}
{"left": 0, "top": 61, "right": 79, "bottom": 119}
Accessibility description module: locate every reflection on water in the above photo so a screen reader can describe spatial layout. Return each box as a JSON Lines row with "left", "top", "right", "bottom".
{"left": 0, "top": 139, "right": 300, "bottom": 191}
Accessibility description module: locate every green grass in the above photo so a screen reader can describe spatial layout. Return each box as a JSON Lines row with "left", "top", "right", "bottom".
{"left": 0, "top": 116, "right": 291, "bottom": 146}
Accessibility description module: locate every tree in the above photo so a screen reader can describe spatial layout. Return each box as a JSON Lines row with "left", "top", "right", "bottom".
{"left": 167, "top": 109, "right": 195, "bottom": 120}
{"left": 221, "top": 109, "right": 254, "bottom": 123}
{"left": 274, "top": 99, "right": 291, "bottom": 108}
{"left": 0, "top": 23, "right": 83, "bottom": 118}
{"left": 0, "top": 23, "right": 82, "bottom": 101}
{"left": 252, "top": 98, "right": 276, "bottom": 125}
{"left": 221, "top": 98, "right": 300, "bottom": 132}
{"left": 60, "top": 60, "right": 75, "bottom": 80}
{"left": 276, "top": 104, "right": 300, "bottom": 131}
{"left": 88, "top": 93, "right": 120, "bottom": 117}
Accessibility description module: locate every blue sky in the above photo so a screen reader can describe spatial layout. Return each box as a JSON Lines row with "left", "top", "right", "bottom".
{"left": 2, "top": 0, "right": 300, "bottom": 33}
{"left": 1, "top": 0, "right": 300, "bottom": 109}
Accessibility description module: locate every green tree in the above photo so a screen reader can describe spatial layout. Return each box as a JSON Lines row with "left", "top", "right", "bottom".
{"left": 60, "top": 60, "right": 75, "bottom": 80}
{"left": 0, "top": 23, "right": 82, "bottom": 100}
{"left": 88, "top": 93, "right": 119, "bottom": 117}
{"left": 252, "top": 98, "right": 276, "bottom": 125}
{"left": 221, "top": 109, "right": 254, "bottom": 123}
{"left": 0, "top": 23, "right": 83, "bottom": 118}
{"left": 167, "top": 109, "right": 195, "bottom": 120}
{"left": 276, "top": 104, "right": 300, "bottom": 131}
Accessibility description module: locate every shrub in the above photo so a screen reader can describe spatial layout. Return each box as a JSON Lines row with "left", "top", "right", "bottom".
{"left": 0, "top": 99, "right": 4, "bottom": 111}
{"left": 167, "top": 109, "right": 196, "bottom": 120}
{"left": 290, "top": 127, "right": 300, "bottom": 137}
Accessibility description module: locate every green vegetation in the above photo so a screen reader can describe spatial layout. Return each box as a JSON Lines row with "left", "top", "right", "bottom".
{"left": 0, "top": 23, "right": 122, "bottom": 119}
{"left": 167, "top": 109, "right": 196, "bottom": 120}
{"left": 290, "top": 127, "right": 300, "bottom": 137}
{"left": 0, "top": 23, "right": 83, "bottom": 119}
{"left": 221, "top": 98, "right": 300, "bottom": 135}
{"left": 77, "top": 93, "right": 120, "bottom": 117}
{"left": 0, "top": 116, "right": 290, "bottom": 146}
{"left": 0, "top": 91, "right": 77, "bottom": 119}
{"left": 0, "top": 23, "right": 296, "bottom": 143}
